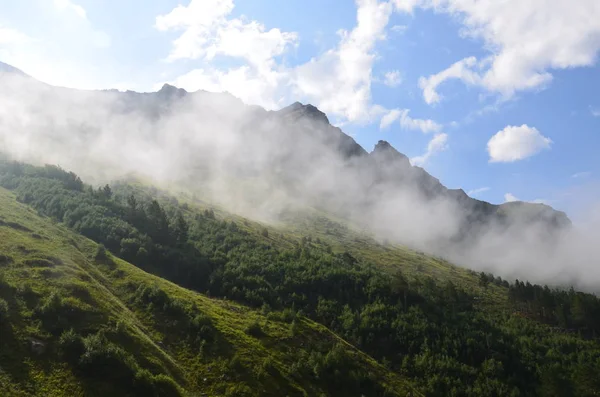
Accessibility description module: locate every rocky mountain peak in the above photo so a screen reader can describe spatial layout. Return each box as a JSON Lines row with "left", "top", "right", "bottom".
{"left": 157, "top": 84, "right": 187, "bottom": 99}
{"left": 278, "top": 102, "right": 330, "bottom": 124}
{"left": 370, "top": 140, "right": 411, "bottom": 167}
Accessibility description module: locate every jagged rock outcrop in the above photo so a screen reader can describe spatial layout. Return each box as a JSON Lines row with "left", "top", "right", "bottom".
{"left": 275, "top": 102, "right": 367, "bottom": 159}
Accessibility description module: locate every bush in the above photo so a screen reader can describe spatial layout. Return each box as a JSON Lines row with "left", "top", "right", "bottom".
{"left": 289, "top": 319, "right": 299, "bottom": 336}
{"left": 267, "top": 308, "right": 296, "bottom": 323}
{"left": 244, "top": 320, "right": 263, "bottom": 337}
{"left": 95, "top": 244, "right": 108, "bottom": 261}
{"left": 225, "top": 384, "right": 254, "bottom": 397}
{"left": 190, "top": 313, "right": 215, "bottom": 342}
{"left": 281, "top": 308, "right": 297, "bottom": 323}
{"left": 64, "top": 331, "right": 182, "bottom": 396}
{"left": 0, "top": 254, "right": 13, "bottom": 265}
{"left": 133, "top": 369, "right": 181, "bottom": 397}
{"left": 36, "top": 292, "right": 63, "bottom": 319}
{"left": 256, "top": 357, "right": 277, "bottom": 380}
{"left": 135, "top": 285, "right": 171, "bottom": 309}
{"left": 78, "top": 333, "right": 134, "bottom": 375}
{"left": 59, "top": 329, "right": 85, "bottom": 363}
{"left": 149, "top": 373, "right": 181, "bottom": 397}
{"left": 228, "top": 353, "right": 244, "bottom": 372}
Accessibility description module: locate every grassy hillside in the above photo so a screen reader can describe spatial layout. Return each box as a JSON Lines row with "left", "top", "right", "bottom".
{"left": 2, "top": 161, "right": 600, "bottom": 396}
{"left": 0, "top": 187, "right": 415, "bottom": 396}
{"left": 153, "top": 181, "right": 499, "bottom": 290}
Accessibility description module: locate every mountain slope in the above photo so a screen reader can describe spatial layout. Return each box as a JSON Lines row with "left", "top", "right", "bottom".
{"left": 2, "top": 160, "right": 600, "bottom": 396}
{"left": 0, "top": 186, "right": 415, "bottom": 396}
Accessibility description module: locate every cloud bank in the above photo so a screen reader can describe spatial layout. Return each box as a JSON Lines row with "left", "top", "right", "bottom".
{"left": 2, "top": 69, "right": 599, "bottom": 293}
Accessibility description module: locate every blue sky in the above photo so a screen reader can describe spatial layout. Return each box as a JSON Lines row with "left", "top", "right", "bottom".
{"left": 1, "top": 0, "right": 599, "bottom": 218}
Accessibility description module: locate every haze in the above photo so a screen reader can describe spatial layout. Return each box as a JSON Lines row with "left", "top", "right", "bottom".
{"left": 1, "top": 69, "right": 599, "bottom": 291}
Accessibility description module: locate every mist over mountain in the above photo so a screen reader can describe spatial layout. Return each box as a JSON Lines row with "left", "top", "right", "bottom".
{"left": 0, "top": 61, "right": 595, "bottom": 289}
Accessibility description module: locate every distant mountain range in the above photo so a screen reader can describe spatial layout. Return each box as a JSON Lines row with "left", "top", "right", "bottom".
{"left": 0, "top": 61, "right": 570, "bottom": 254}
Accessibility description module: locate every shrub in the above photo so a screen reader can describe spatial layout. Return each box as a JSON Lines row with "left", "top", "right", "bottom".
{"left": 190, "top": 313, "right": 215, "bottom": 342}
{"left": 94, "top": 244, "right": 108, "bottom": 261}
{"left": 256, "top": 357, "right": 277, "bottom": 380}
{"left": 0, "top": 254, "right": 13, "bottom": 266}
{"left": 244, "top": 320, "right": 263, "bottom": 337}
{"left": 59, "top": 329, "right": 85, "bottom": 363}
{"left": 225, "top": 384, "right": 254, "bottom": 397}
{"left": 69, "top": 331, "right": 182, "bottom": 396}
{"left": 289, "top": 319, "right": 299, "bottom": 336}
{"left": 35, "top": 291, "right": 90, "bottom": 334}
{"left": 135, "top": 285, "right": 172, "bottom": 310}
{"left": 133, "top": 369, "right": 181, "bottom": 397}
{"left": 148, "top": 373, "right": 181, "bottom": 397}
{"left": 78, "top": 333, "right": 137, "bottom": 380}
{"left": 228, "top": 353, "right": 244, "bottom": 372}
{"left": 281, "top": 308, "right": 297, "bottom": 323}
{"left": 37, "top": 291, "right": 62, "bottom": 315}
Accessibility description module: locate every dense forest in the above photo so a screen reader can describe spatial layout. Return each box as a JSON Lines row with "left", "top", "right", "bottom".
{"left": 2, "top": 160, "right": 600, "bottom": 396}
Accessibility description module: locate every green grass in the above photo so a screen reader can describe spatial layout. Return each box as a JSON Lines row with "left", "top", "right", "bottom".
{"left": 0, "top": 187, "right": 418, "bottom": 396}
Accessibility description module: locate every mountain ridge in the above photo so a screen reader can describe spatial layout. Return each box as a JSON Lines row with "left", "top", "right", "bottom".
{"left": 0, "top": 60, "right": 571, "bottom": 247}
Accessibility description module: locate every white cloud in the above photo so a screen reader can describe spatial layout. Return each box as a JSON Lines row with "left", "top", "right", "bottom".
{"left": 467, "top": 187, "right": 490, "bottom": 196}
{"left": 156, "top": 0, "right": 297, "bottom": 66}
{"left": 572, "top": 171, "right": 591, "bottom": 179}
{"left": 379, "top": 108, "right": 442, "bottom": 133}
{"left": 52, "top": 0, "right": 109, "bottom": 48}
{"left": 383, "top": 70, "right": 402, "bottom": 87}
{"left": 54, "top": 0, "right": 87, "bottom": 19}
{"left": 168, "top": 66, "right": 287, "bottom": 110}
{"left": 504, "top": 194, "right": 547, "bottom": 204}
{"left": 156, "top": 0, "right": 299, "bottom": 110}
{"left": 0, "top": 0, "right": 112, "bottom": 89}
{"left": 504, "top": 193, "right": 519, "bottom": 202}
{"left": 155, "top": 0, "right": 233, "bottom": 32}
{"left": 292, "top": 0, "right": 394, "bottom": 122}
{"left": 0, "top": 27, "right": 31, "bottom": 71}
{"left": 160, "top": 0, "right": 401, "bottom": 124}
{"left": 408, "top": 0, "right": 600, "bottom": 103}
{"left": 591, "top": 107, "right": 600, "bottom": 117}
{"left": 399, "top": 109, "right": 442, "bottom": 133}
{"left": 0, "top": 26, "right": 30, "bottom": 46}
{"left": 487, "top": 124, "right": 552, "bottom": 163}
{"left": 418, "top": 56, "right": 480, "bottom": 104}
{"left": 391, "top": 0, "right": 421, "bottom": 13}
{"left": 411, "top": 133, "right": 448, "bottom": 165}
{"left": 390, "top": 24, "right": 408, "bottom": 33}
{"left": 379, "top": 109, "right": 401, "bottom": 129}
